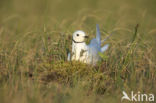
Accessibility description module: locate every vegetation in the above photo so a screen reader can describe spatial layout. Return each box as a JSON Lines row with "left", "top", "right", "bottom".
{"left": 0, "top": 0, "right": 156, "bottom": 103}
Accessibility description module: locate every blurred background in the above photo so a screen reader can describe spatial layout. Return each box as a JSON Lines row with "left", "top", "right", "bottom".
{"left": 0, "top": 0, "right": 156, "bottom": 31}
{"left": 0, "top": 0, "right": 156, "bottom": 50}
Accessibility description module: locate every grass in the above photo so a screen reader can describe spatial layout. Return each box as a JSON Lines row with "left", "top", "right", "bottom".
{"left": 0, "top": 0, "right": 156, "bottom": 103}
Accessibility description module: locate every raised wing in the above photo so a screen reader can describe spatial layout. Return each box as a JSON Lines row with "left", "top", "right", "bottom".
{"left": 101, "top": 44, "right": 109, "bottom": 53}
{"left": 96, "top": 24, "right": 101, "bottom": 45}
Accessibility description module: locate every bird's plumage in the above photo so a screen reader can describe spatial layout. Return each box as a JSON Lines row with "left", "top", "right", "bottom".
{"left": 96, "top": 24, "right": 101, "bottom": 45}
{"left": 68, "top": 24, "right": 110, "bottom": 65}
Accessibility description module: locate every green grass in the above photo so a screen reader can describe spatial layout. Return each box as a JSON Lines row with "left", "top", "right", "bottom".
{"left": 0, "top": 0, "right": 156, "bottom": 103}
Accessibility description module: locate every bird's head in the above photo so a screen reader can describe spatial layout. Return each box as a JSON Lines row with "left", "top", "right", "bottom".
{"left": 72, "top": 30, "right": 88, "bottom": 43}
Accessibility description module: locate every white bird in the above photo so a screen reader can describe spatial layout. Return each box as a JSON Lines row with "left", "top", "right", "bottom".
{"left": 68, "top": 24, "right": 110, "bottom": 65}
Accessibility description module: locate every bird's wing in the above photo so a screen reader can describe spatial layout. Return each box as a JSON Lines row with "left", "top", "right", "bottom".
{"left": 67, "top": 53, "right": 71, "bottom": 61}
{"left": 89, "top": 38, "right": 101, "bottom": 52}
{"left": 96, "top": 24, "right": 101, "bottom": 45}
{"left": 101, "top": 44, "right": 109, "bottom": 53}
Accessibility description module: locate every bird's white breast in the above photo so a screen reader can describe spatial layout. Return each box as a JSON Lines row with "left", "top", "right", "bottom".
{"left": 71, "top": 42, "right": 88, "bottom": 63}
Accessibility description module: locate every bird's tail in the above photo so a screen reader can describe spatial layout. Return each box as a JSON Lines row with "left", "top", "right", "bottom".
{"left": 101, "top": 44, "right": 109, "bottom": 53}
{"left": 96, "top": 24, "right": 101, "bottom": 45}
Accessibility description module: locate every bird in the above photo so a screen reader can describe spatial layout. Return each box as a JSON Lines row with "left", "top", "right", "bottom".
{"left": 67, "top": 24, "right": 110, "bottom": 65}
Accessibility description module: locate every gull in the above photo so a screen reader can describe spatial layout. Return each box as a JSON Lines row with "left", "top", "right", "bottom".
{"left": 68, "top": 24, "right": 110, "bottom": 65}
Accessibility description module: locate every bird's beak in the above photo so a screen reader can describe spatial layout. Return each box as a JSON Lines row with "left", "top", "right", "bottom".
{"left": 84, "top": 36, "right": 89, "bottom": 38}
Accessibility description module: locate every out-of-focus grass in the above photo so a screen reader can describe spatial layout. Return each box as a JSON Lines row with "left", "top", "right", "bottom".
{"left": 0, "top": 0, "right": 156, "bottom": 103}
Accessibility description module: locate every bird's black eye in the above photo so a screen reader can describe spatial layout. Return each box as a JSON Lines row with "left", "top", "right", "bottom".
{"left": 76, "top": 34, "right": 79, "bottom": 36}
